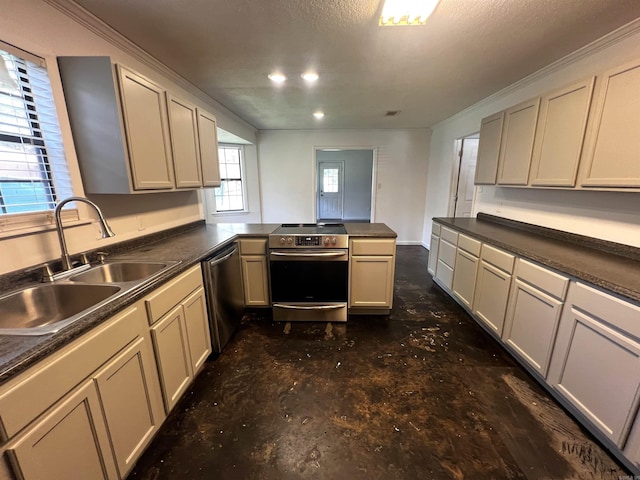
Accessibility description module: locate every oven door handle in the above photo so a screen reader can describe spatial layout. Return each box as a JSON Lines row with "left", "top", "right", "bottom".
{"left": 273, "top": 303, "right": 346, "bottom": 311}
{"left": 270, "top": 251, "right": 346, "bottom": 258}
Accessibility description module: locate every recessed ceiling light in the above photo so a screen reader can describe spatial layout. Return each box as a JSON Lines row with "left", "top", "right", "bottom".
{"left": 379, "top": 0, "right": 440, "bottom": 26}
{"left": 313, "top": 111, "right": 325, "bottom": 119}
{"left": 301, "top": 72, "right": 319, "bottom": 82}
{"left": 268, "top": 73, "right": 287, "bottom": 84}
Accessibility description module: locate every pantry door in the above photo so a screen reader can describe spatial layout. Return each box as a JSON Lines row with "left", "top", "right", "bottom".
{"left": 317, "top": 161, "right": 344, "bottom": 221}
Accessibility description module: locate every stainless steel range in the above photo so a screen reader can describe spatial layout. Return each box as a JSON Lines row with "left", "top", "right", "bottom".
{"left": 269, "top": 224, "right": 349, "bottom": 322}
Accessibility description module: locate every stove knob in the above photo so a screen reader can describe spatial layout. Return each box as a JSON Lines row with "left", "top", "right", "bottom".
{"left": 280, "top": 237, "right": 286, "bottom": 245}
{"left": 332, "top": 237, "right": 337, "bottom": 245}
{"left": 324, "top": 237, "right": 330, "bottom": 245}
{"left": 287, "top": 237, "right": 293, "bottom": 244}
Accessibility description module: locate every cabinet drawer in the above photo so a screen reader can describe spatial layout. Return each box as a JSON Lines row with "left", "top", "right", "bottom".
{"left": 145, "top": 265, "right": 202, "bottom": 324}
{"left": 480, "top": 244, "right": 515, "bottom": 274}
{"left": 432, "top": 222, "right": 441, "bottom": 236}
{"left": 350, "top": 238, "right": 396, "bottom": 256}
{"left": 440, "top": 226, "right": 459, "bottom": 245}
{"left": 457, "top": 234, "right": 481, "bottom": 257}
{"left": 436, "top": 260, "right": 454, "bottom": 290}
{"left": 438, "top": 239, "right": 457, "bottom": 268}
{"left": 0, "top": 304, "right": 146, "bottom": 441}
{"left": 515, "top": 258, "right": 569, "bottom": 300}
{"left": 239, "top": 238, "right": 267, "bottom": 255}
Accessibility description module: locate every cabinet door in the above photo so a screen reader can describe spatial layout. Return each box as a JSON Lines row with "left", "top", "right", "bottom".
{"left": 241, "top": 255, "right": 270, "bottom": 306}
{"left": 197, "top": 110, "right": 221, "bottom": 187}
{"left": 349, "top": 256, "right": 395, "bottom": 308}
{"left": 580, "top": 60, "right": 640, "bottom": 187}
{"left": 502, "top": 279, "right": 563, "bottom": 377}
{"left": 497, "top": 98, "right": 540, "bottom": 185}
{"left": 94, "top": 336, "right": 165, "bottom": 478}
{"left": 452, "top": 249, "right": 479, "bottom": 310}
{"left": 117, "top": 65, "right": 174, "bottom": 190}
{"left": 549, "top": 283, "right": 640, "bottom": 447}
{"left": 475, "top": 111, "right": 504, "bottom": 185}
{"left": 7, "top": 380, "right": 118, "bottom": 480}
{"left": 167, "top": 94, "right": 202, "bottom": 188}
{"left": 472, "top": 260, "right": 512, "bottom": 335}
{"left": 427, "top": 234, "right": 439, "bottom": 276}
{"left": 182, "top": 287, "right": 212, "bottom": 374}
{"left": 530, "top": 77, "right": 595, "bottom": 187}
{"left": 151, "top": 305, "right": 193, "bottom": 413}
{"left": 434, "top": 238, "right": 456, "bottom": 291}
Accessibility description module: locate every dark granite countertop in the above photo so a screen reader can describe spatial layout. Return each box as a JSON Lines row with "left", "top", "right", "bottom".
{"left": 0, "top": 221, "right": 395, "bottom": 385}
{"left": 433, "top": 214, "right": 640, "bottom": 304}
{"left": 344, "top": 223, "right": 397, "bottom": 237}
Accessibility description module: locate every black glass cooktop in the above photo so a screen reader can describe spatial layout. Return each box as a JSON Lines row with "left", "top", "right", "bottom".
{"left": 274, "top": 223, "right": 347, "bottom": 235}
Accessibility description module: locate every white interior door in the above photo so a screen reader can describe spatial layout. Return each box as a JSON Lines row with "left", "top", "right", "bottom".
{"left": 318, "top": 161, "right": 344, "bottom": 220}
{"left": 454, "top": 137, "right": 479, "bottom": 217}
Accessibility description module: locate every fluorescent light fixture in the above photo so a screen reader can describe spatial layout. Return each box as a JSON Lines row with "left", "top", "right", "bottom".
{"left": 313, "top": 111, "right": 325, "bottom": 119}
{"left": 379, "top": 0, "right": 440, "bottom": 26}
{"left": 268, "top": 73, "right": 287, "bottom": 84}
{"left": 301, "top": 72, "right": 319, "bottom": 82}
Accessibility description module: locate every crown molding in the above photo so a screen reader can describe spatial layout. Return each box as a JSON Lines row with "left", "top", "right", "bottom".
{"left": 42, "top": 0, "right": 257, "bottom": 134}
{"left": 434, "top": 17, "right": 640, "bottom": 129}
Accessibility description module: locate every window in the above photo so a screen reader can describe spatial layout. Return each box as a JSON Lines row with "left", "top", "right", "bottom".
{"left": 213, "top": 145, "right": 245, "bottom": 212}
{"left": 0, "top": 43, "right": 71, "bottom": 221}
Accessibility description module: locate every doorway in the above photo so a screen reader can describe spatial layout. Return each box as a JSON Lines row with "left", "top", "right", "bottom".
{"left": 451, "top": 134, "right": 479, "bottom": 217}
{"left": 316, "top": 149, "right": 374, "bottom": 223}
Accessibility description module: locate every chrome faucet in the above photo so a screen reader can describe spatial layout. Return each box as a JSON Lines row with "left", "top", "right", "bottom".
{"left": 55, "top": 196, "right": 115, "bottom": 271}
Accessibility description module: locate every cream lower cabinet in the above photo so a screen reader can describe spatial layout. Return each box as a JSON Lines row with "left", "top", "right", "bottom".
{"left": 451, "top": 234, "right": 481, "bottom": 309}
{"left": 349, "top": 238, "right": 396, "bottom": 310}
{"left": 427, "top": 222, "right": 440, "bottom": 276}
{"left": 7, "top": 380, "right": 118, "bottom": 480}
{"left": 502, "top": 259, "right": 569, "bottom": 377}
{"left": 239, "top": 239, "right": 270, "bottom": 307}
{"left": 146, "top": 266, "right": 212, "bottom": 413}
{"left": 434, "top": 226, "right": 458, "bottom": 291}
{"left": 472, "top": 244, "right": 515, "bottom": 336}
{"left": 2, "top": 303, "right": 165, "bottom": 480}
{"left": 548, "top": 282, "right": 640, "bottom": 448}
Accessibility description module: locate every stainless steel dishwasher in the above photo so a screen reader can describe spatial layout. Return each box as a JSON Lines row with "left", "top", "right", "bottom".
{"left": 202, "top": 242, "right": 244, "bottom": 353}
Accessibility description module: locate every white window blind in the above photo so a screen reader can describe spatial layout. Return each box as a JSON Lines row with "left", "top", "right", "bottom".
{"left": 0, "top": 44, "right": 71, "bottom": 221}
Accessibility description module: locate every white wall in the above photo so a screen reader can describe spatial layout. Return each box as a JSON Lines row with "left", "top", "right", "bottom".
{"left": 0, "top": 0, "right": 257, "bottom": 274}
{"left": 423, "top": 24, "right": 640, "bottom": 249}
{"left": 204, "top": 144, "right": 263, "bottom": 224}
{"left": 258, "top": 129, "right": 430, "bottom": 244}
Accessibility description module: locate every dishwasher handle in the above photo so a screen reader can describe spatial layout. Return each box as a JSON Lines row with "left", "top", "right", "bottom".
{"left": 207, "top": 246, "right": 238, "bottom": 267}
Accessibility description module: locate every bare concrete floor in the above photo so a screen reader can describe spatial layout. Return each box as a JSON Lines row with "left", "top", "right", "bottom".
{"left": 129, "top": 246, "right": 628, "bottom": 480}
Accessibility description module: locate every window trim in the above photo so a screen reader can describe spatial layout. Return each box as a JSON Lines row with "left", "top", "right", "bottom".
{"left": 210, "top": 144, "right": 248, "bottom": 215}
{"left": 0, "top": 40, "right": 75, "bottom": 234}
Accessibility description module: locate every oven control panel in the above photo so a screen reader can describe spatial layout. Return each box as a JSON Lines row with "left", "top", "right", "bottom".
{"left": 269, "top": 235, "right": 348, "bottom": 249}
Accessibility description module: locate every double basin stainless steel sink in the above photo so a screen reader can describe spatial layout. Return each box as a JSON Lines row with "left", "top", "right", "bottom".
{"left": 0, "top": 261, "right": 178, "bottom": 336}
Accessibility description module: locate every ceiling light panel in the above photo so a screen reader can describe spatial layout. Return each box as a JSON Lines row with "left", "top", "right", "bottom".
{"left": 268, "top": 73, "right": 286, "bottom": 83}
{"left": 301, "top": 72, "right": 319, "bottom": 82}
{"left": 313, "top": 111, "right": 325, "bottom": 119}
{"left": 379, "top": 0, "right": 440, "bottom": 26}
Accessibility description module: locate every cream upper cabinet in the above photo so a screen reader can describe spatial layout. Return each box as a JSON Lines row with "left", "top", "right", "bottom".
{"left": 497, "top": 98, "right": 541, "bottom": 185}
{"left": 166, "top": 94, "right": 202, "bottom": 189}
{"left": 474, "top": 112, "right": 504, "bottom": 185}
{"left": 502, "top": 259, "right": 569, "bottom": 378}
{"left": 529, "top": 77, "right": 595, "bottom": 187}
{"left": 118, "top": 65, "right": 175, "bottom": 190}
{"left": 349, "top": 238, "right": 396, "bottom": 310}
{"left": 197, "top": 110, "right": 222, "bottom": 187}
{"left": 580, "top": 60, "right": 640, "bottom": 187}
{"left": 548, "top": 282, "right": 640, "bottom": 448}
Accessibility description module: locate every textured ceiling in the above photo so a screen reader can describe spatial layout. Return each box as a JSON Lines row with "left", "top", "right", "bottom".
{"left": 71, "top": 0, "right": 640, "bottom": 131}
